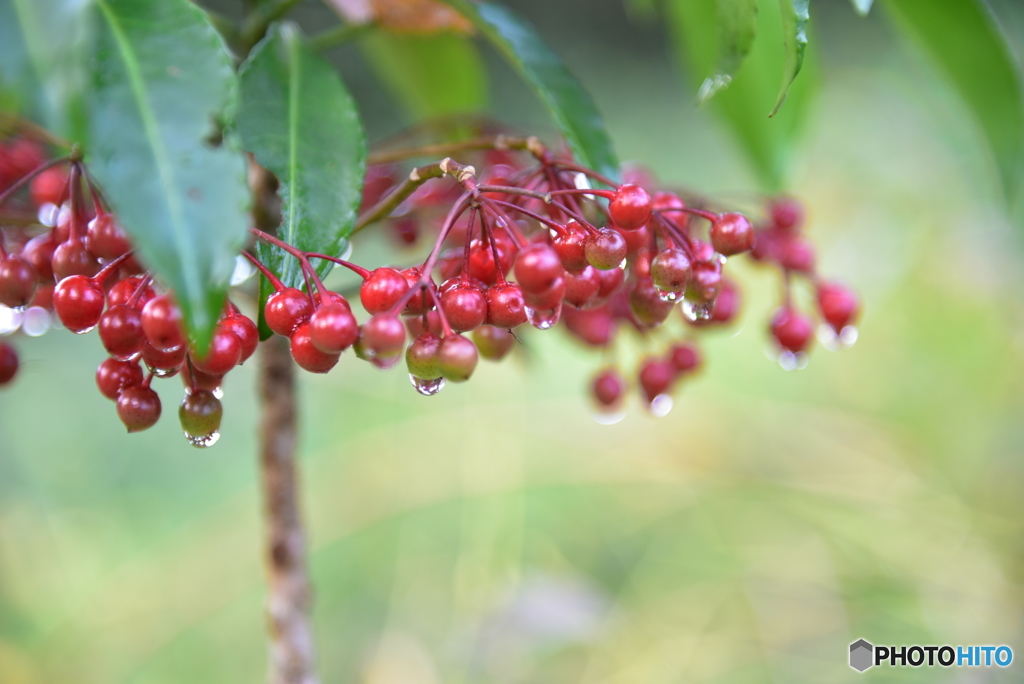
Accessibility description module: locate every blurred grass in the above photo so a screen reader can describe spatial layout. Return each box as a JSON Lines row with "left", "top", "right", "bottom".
{"left": 3, "top": 1, "right": 1024, "bottom": 682}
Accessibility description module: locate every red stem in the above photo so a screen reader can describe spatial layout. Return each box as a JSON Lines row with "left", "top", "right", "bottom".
{"left": 243, "top": 251, "right": 285, "bottom": 291}
{"left": 304, "top": 253, "right": 370, "bottom": 279}
{"left": 0, "top": 156, "right": 70, "bottom": 210}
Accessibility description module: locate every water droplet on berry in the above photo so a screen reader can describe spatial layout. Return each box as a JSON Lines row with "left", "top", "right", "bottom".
{"left": 409, "top": 374, "right": 446, "bottom": 396}
{"left": 151, "top": 366, "right": 180, "bottom": 379}
{"left": 648, "top": 394, "right": 674, "bottom": 417}
{"left": 840, "top": 325, "right": 859, "bottom": 346}
{"left": 817, "top": 324, "right": 859, "bottom": 351}
{"left": 71, "top": 324, "right": 96, "bottom": 335}
{"left": 21, "top": 307, "right": 50, "bottom": 337}
{"left": 370, "top": 355, "right": 401, "bottom": 371}
{"left": 212, "top": 387, "right": 225, "bottom": 400}
{"left": 592, "top": 408, "right": 627, "bottom": 425}
{"left": 525, "top": 304, "right": 562, "bottom": 330}
{"left": 0, "top": 306, "right": 22, "bottom": 335}
{"left": 656, "top": 289, "right": 679, "bottom": 303}
{"left": 777, "top": 350, "right": 809, "bottom": 371}
{"left": 185, "top": 430, "right": 221, "bottom": 448}
{"left": 682, "top": 299, "right": 714, "bottom": 321}
{"left": 230, "top": 255, "right": 256, "bottom": 285}
{"left": 38, "top": 203, "right": 59, "bottom": 226}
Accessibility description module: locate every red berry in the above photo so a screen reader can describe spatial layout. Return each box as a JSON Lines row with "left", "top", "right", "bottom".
{"left": 21, "top": 234, "right": 56, "bottom": 282}
{"left": 141, "top": 295, "right": 185, "bottom": 351}
{"left": 5, "top": 139, "right": 45, "bottom": 178}
{"left": 514, "top": 243, "right": 564, "bottom": 295}
{"left": 817, "top": 282, "right": 860, "bottom": 332}
{"left": 179, "top": 390, "right": 223, "bottom": 439}
{"left": 467, "top": 236, "right": 514, "bottom": 286}
{"left": 308, "top": 304, "right": 358, "bottom": 354}
{"left": 472, "top": 325, "right": 515, "bottom": 361}
{"left": 141, "top": 339, "right": 187, "bottom": 376}
{"left": 584, "top": 229, "right": 627, "bottom": 270}
{"left": 780, "top": 239, "right": 816, "bottom": 273}
{"left": 523, "top": 276, "right": 565, "bottom": 310}
{"left": 629, "top": 279, "right": 674, "bottom": 327}
{"left": 609, "top": 184, "right": 652, "bottom": 230}
{"left": 96, "top": 357, "right": 144, "bottom": 400}
{"left": 117, "top": 386, "right": 162, "bottom": 433}
{"left": 438, "top": 334, "right": 478, "bottom": 382}
{"left": 406, "top": 332, "right": 443, "bottom": 379}
{"left": 86, "top": 214, "right": 132, "bottom": 260}
{"left": 650, "top": 248, "right": 691, "bottom": 294}
{"left": 592, "top": 369, "right": 625, "bottom": 407}
{"left": 710, "top": 213, "right": 754, "bottom": 256}
{"left": 562, "top": 265, "right": 600, "bottom": 309}
{"left": 360, "top": 267, "right": 411, "bottom": 314}
{"left": 264, "top": 287, "right": 313, "bottom": 337}
{"left": 221, "top": 314, "right": 259, "bottom": 363}
{"left": 770, "top": 197, "right": 804, "bottom": 230}
{"left": 54, "top": 275, "right": 106, "bottom": 333}
{"left": 30, "top": 167, "right": 67, "bottom": 207}
{"left": 361, "top": 314, "right": 406, "bottom": 361}
{"left": 0, "top": 343, "right": 19, "bottom": 386}
{"left": 563, "top": 306, "right": 614, "bottom": 346}
{"left": 99, "top": 304, "right": 145, "bottom": 359}
{"left": 439, "top": 280, "right": 487, "bottom": 332}
{"left": 669, "top": 343, "right": 701, "bottom": 374}
{"left": 107, "top": 276, "right": 155, "bottom": 309}
{"left": 615, "top": 223, "right": 650, "bottom": 256}
{"left": 684, "top": 261, "right": 723, "bottom": 308}
{"left": 770, "top": 306, "right": 814, "bottom": 353}
{"left": 290, "top": 322, "right": 341, "bottom": 373}
{"left": 401, "top": 268, "right": 434, "bottom": 316}
{"left": 405, "top": 310, "right": 444, "bottom": 338}
{"left": 595, "top": 266, "right": 625, "bottom": 301}
{"left": 184, "top": 365, "right": 224, "bottom": 393}
{"left": 485, "top": 283, "right": 527, "bottom": 329}
{"left": 52, "top": 238, "right": 99, "bottom": 280}
{"left": 552, "top": 221, "right": 589, "bottom": 272}
{"left": 191, "top": 324, "right": 242, "bottom": 375}
{"left": 638, "top": 358, "right": 675, "bottom": 403}
{"left": 0, "top": 256, "right": 39, "bottom": 308}
{"left": 689, "top": 278, "right": 740, "bottom": 326}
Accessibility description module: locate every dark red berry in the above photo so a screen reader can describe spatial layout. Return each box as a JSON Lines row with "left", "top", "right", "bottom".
{"left": 360, "top": 267, "right": 411, "bottom": 314}
{"left": 817, "top": 282, "right": 860, "bottom": 332}
{"left": 440, "top": 280, "right": 487, "bottom": 332}
{"left": 107, "top": 276, "right": 155, "bottom": 309}
{"left": 264, "top": 287, "right": 313, "bottom": 337}
{"left": 684, "top": 261, "right": 723, "bottom": 308}
{"left": 710, "top": 213, "right": 754, "bottom": 256}
{"left": 467, "top": 236, "right": 514, "bottom": 285}
{"left": 562, "top": 265, "right": 600, "bottom": 309}
{"left": 690, "top": 279, "right": 740, "bottom": 326}
{"left": 86, "top": 214, "right": 132, "bottom": 260}
{"left": 514, "top": 243, "right": 564, "bottom": 295}
{"left": 0, "top": 343, "right": 19, "bottom": 386}
{"left": 770, "top": 306, "right": 814, "bottom": 353}
{"left": 52, "top": 238, "right": 99, "bottom": 280}
{"left": 0, "top": 256, "right": 39, "bottom": 308}
{"left": 616, "top": 223, "right": 650, "bottom": 256}
{"left": 141, "top": 339, "right": 187, "bottom": 376}
{"left": 96, "top": 357, "right": 144, "bottom": 400}
{"left": 117, "top": 386, "right": 162, "bottom": 433}
{"left": 141, "top": 295, "right": 185, "bottom": 351}
{"left": 610, "top": 184, "right": 652, "bottom": 230}
{"left": 552, "top": 221, "right": 589, "bottom": 272}
{"left": 485, "top": 283, "right": 527, "bottom": 329}
{"left": 405, "top": 310, "right": 444, "bottom": 338}
{"left": 401, "top": 269, "right": 434, "bottom": 316}
{"left": 629, "top": 279, "right": 674, "bottom": 327}
{"left": 584, "top": 228, "right": 627, "bottom": 270}
{"left": 179, "top": 390, "right": 223, "bottom": 438}
{"left": 54, "top": 274, "right": 106, "bottom": 333}
{"left": 595, "top": 266, "right": 625, "bottom": 300}
{"left": 361, "top": 314, "right": 406, "bottom": 360}
{"left": 563, "top": 306, "right": 614, "bottom": 346}
{"left": 639, "top": 358, "right": 675, "bottom": 403}
{"left": 669, "top": 343, "right": 701, "bottom": 374}
{"left": 523, "top": 276, "right": 565, "bottom": 310}
{"left": 472, "top": 325, "right": 515, "bottom": 361}
{"left": 438, "top": 334, "right": 478, "bottom": 382}
{"left": 309, "top": 304, "right": 358, "bottom": 354}
{"left": 290, "top": 322, "right": 340, "bottom": 373}
{"left": 770, "top": 197, "right": 804, "bottom": 230}
{"left": 780, "top": 238, "right": 816, "bottom": 273}
{"left": 592, "top": 369, "right": 625, "bottom": 407}
{"left": 191, "top": 325, "right": 242, "bottom": 376}
{"left": 220, "top": 314, "right": 259, "bottom": 363}
{"left": 650, "top": 248, "right": 691, "bottom": 294}
{"left": 99, "top": 304, "right": 144, "bottom": 359}
{"left": 21, "top": 234, "right": 56, "bottom": 282}
{"left": 406, "top": 332, "right": 443, "bottom": 379}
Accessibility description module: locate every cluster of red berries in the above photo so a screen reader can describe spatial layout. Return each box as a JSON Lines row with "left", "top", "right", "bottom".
{"left": 1, "top": 129, "right": 860, "bottom": 443}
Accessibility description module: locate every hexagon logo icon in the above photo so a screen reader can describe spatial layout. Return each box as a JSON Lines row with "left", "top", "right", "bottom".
{"left": 850, "top": 639, "right": 874, "bottom": 672}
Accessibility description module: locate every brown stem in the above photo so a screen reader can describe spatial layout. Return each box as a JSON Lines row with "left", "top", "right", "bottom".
{"left": 250, "top": 158, "right": 320, "bottom": 684}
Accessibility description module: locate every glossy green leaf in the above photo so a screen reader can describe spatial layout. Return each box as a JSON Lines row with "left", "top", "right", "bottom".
{"left": 439, "top": 0, "right": 619, "bottom": 182}
{"left": 237, "top": 23, "right": 367, "bottom": 297}
{"left": 770, "top": 0, "right": 810, "bottom": 116}
{"left": 667, "top": 0, "right": 816, "bottom": 191}
{"left": 360, "top": 31, "right": 486, "bottom": 120}
{"left": 881, "top": 0, "right": 1024, "bottom": 198}
{"left": 86, "top": 0, "right": 249, "bottom": 349}
{"left": 851, "top": 0, "right": 874, "bottom": 15}
{"left": 697, "top": 0, "right": 759, "bottom": 103}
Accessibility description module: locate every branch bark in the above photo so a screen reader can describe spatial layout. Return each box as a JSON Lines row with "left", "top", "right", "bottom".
{"left": 252, "top": 159, "right": 320, "bottom": 684}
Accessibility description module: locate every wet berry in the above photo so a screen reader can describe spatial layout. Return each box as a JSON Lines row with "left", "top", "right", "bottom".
{"left": 191, "top": 324, "right": 242, "bottom": 376}
{"left": 99, "top": 304, "right": 144, "bottom": 359}
{"left": 117, "top": 386, "right": 162, "bottom": 433}
{"left": 52, "top": 238, "right": 99, "bottom": 280}
{"left": 179, "top": 390, "right": 223, "bottom": 439}
{"left": 650, "top": 248, "right": 691, "bottom": 294}
{"left": 438, "top": 334, "right": 478, "bottom": 382}
{"left": 0, "top": 256, "right": 39, "bottom": 308}
{"left": 629, "top": 279, "right": 673, "bottom": 327}
{"left": 610, "top": 184, "right": 652, "bottom": 230}
{"left": 0, "top": 343, "right": 19, "bottom": 386}
{"left": 220, "top": 314, "right": 259, "bottom": 363}
{"left": 514, "top": 243, "right": 563, "bottom": 294}
{"left": 638, "top": 358, "right": 674, "bottom": 403}
{"left": 817, "top": 282, "right": 860, "bottom": 332}
{"left": 770, "top": 306, "right": 814, "bottom": 353}
{"left": 361, "top": 314, "right": 406, "bottom": 360}
{"left": 265, "top": 287, "right": 313, "bottom": 337}
{"left": 86, "top": 214, "right": 131, "bottom": 260}
{"left": 710, "top": 213, "right": 754, "bottom": 256}
{"left": 592, "top": 369, "right": 625, "bottom": 408}
{"left": 669, "top": 343, "right": 701, "bottom": 374}
{"left": 552, "top": 221, "right": 589, "bottom": 272}
{"left": 96, "top": 357, "right": 144, "bottom": 400}
{"left": 486, "top": 283, "right": 527, "bottom": 329}
{"left": 584, "top": 228, "right": 627, "bottom": 270}
{"left": 289, "top": 322, "right": 340, "bottom": 373}
{"left": 309, "top": 303, "right": 358, "bottom": 354}
{"left": 360, "top": 267, "right": 411, "bottom": 314}
{"left": 406, "top": 332, "right": 443, "bottom": 379}
{"left": 141, "top": 295, "right": 185, "bottom": 351}
{"left": 54, "top": 275, "right": 106, "bottom": 333}
{"left": 473, "top": 325, "right": 516, "bottom": 361}
{"left": 439, "top": 280, "right": 487, "bottom": 332}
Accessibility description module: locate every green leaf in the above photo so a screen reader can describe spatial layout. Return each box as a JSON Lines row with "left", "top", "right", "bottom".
{"left": 851, "top": 0, "right": 874, "bottom": 15}
{"left": 770, "top": 0, "right": 810, "bottom": 116}
{"left": 236, "top": 22, "right": 367, "bottom": 293}
{"left": 667, "top": 0, "right": 817, "bottom": 191}
{"left": 360, "top": 31, "right": 486, "bottom": 120}
{"left": 86, "top": 0, "right": 249, "bottom": 349}
{"left": 697, "top": 0, "right": 759, "bottom": 104}
{"left": 439, "top": 0, "right": 619, "bottom": 182}
{"left": 881, "top": 0, "right": 1024, "bottom": 198}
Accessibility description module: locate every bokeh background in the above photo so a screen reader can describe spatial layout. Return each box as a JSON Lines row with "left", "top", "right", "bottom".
{"left": 3, "top": 0, "right": 1024, "bottom": 682}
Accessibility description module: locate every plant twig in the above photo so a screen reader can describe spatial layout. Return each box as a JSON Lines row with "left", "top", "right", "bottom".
{"left": 367, "top": 134, "right": 548, "bottom": 166}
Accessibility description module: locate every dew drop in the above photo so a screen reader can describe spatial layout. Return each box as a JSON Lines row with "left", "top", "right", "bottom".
{"left": 777, "top": 350, "right": 809, "bottom": 371}
{"left": 410, "top": 374, "right": 445, "bottom": 396}
{"left": 38, "top": 203, "right": 59, "bottom": 227}
{"left": 212, "top": 386, "right": 225, "bottom": 400}
{"left": 21, "top": 307, "right": 51, "bottom": 337}
{"left": 656, "top": 289, "right": 680, "bottom": 303}
{"left": 682, "top": 299, "right": 714, "bottom": 322}
{"left": 648, "top": 394, "right": 674, "bottom": 417}
{"left": 72, "top": 325, "right": 96, "bottom": 335}
{"left": 150, "top": 366, "right": 181, "bottom": 379}
{"left": 0, "top": 306, "right": 22, "bottom": 335}
{"left": 185, "top": 431, "right": 221, "bottom": 448}
{"left": 525, "top": 304, "right": 561, "bottom": 330}
{"left": 592, "top": 408, "right": 626, "bottom": 425}
{"left": 818, "top": 324, "right": 859, "bottom": 351}
{"left": 840, "top": 325, "right": 859, "bottom": 346}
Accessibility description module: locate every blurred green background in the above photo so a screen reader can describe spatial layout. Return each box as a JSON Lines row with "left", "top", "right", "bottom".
{"left": 3, "top": 0, "right": 1024, "bottom": 682}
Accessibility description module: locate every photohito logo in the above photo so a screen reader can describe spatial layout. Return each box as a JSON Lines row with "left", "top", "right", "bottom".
{"left": 849, "top": 639, "right": 1013, "bottom": 672}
